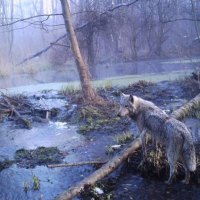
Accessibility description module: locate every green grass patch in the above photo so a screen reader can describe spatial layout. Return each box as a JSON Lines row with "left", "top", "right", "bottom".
{"left": 15, "top": 146, "right": 64, "bottom": 168}
{"left": 77, "top": 105, "right": 121, "bottom": 133}
{"left": 79, "top": 117, "right": 121, "bottom": 133}
{"left": 95, "top": 70, "right": 192, "bottom": 87}
{"left": 61, "top": 84, "right": 80, "bottom": 95}
{"left": 115, "top": 131, "right": 133, "bottom": 144}
{"left": 32, "top": 175, "right": 40, "bottom": 190}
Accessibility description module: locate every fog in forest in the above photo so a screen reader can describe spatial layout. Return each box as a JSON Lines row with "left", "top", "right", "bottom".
{"left": 0, "top": 1, "right": 200, "bottom": 200}
{"left": 0, "top": 0, "right": 200, "bottom": 88}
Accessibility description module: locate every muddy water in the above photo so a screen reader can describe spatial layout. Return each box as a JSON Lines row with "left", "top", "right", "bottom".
{"left": 112, "top": 174, "right": 200, "bottom": 200}
{"left": 0, "top": 122, "right": 82, "bottom": 156}
{"left": 0, "top": 121, "right": 91, "bottom": 200}
{"left": 0, "top": 122, "right": 115, "bottom": 200}
{"left": 0, "top": 91, "right": 95, "bottom": 200}
{"left": 0, "top": 165, "right": 93, "bottom": 200}
{"left": 0, "top": 90, "right": 114, "bottom": 200}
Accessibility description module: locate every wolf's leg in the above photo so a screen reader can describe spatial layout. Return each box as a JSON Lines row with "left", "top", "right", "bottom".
{"left": 165, "top": 162, "right": 176, "bottom": 184}
{"left": 165, "top": 143, "right": 180, "bottom": 184}
{"left": 138, "top": 130, "right": 148, "bottom": 167}
{"left": 165, "top": 154, "right": 176, "bottom": 184}
{"left": 181, "top": 156, "right": 190, "bottom": 184}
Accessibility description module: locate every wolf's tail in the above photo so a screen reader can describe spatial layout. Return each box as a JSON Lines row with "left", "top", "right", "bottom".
{"left": 183, "top": 139, "right": 196, "bottom": 172}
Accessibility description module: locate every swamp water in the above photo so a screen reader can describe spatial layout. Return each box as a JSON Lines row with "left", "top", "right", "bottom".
{"left": 0, "top": 82, "right": 199, "bottom": 200}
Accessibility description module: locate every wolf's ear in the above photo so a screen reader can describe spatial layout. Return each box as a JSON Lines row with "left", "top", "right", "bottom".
{"left": 129, "top": 95, "right": 134, "bottom": 103}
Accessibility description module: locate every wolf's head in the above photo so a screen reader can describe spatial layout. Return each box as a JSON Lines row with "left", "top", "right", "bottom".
{"left": 117, "top": 93, "right": 138, "bottom": 118}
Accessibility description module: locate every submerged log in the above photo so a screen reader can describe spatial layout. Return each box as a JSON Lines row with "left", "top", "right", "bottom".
{"left": 171, "top": 93, "right": 200, "bottom": 120}
{"left": 56, "top": 93, "right": 200, "bottom": 200}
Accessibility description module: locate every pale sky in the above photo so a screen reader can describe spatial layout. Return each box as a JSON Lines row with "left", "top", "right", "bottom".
{"left": 14, "top": 0, "right": 53, "bottom": 15}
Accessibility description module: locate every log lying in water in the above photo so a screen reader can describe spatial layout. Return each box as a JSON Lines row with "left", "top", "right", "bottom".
{"left": 48, "top": 160, "right": 107, "bottom": 168}
{"left": 56, "top": 138, "right": 141, "bottom": 200}
{"left": 56, "top": 93, "right": 200, "bottom": 200}
{"left": 171, "top": 93, "right": 200, "bottom": 120}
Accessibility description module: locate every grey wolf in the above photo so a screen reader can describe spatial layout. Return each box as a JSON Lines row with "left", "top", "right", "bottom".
{"left": 117, "top": 93, "right": 196, "bottom": 184}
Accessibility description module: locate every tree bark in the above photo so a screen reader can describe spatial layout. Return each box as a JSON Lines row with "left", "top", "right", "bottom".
{"left": 171, "top": 93, "right": 200, "bottom": 120}
{"left": 8, "top": 0, "right": 14, "bottom": 58}
{"left": 60, "top": 0, "right": 103, "bottom": 104}
{"left": 190, "top": 0, "right": 200, "bottom": 42}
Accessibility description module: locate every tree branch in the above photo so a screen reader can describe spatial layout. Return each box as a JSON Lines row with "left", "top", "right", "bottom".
{"left": 17, "top": 0, "right": 140, "bottom": 65}
{"left": 0, "top": 13, "right": 62, "bottom": 27}
{"left": 162, "top": 17, "right": 200, "bottom": 23}
{"left": 107, "top": 0, "right": 140, "bottom": 12}
{"left": 48, "top": 160, "right": 107, "bottom": 168}
{"left": 17, "top": 34, "right": 67, "bottom": 65}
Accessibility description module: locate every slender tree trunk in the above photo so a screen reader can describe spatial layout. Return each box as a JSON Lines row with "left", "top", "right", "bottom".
{"left": 8, "top": 0, "right": 14, "bottom": 58}
{"left": 60, "top": 0, "right": 104, "bottom": 104}
{"left": 191, "top": 0, "right": 200, "bottom": 42}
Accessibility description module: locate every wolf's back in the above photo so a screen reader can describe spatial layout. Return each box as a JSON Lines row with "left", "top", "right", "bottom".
{"left": 137, "top": 97, "right": 196, "bottom": 171}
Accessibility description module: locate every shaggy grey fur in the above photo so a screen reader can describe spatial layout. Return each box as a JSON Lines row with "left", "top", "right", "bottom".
{"left": 118, "top": 93, "right": 196, "bottom": 184}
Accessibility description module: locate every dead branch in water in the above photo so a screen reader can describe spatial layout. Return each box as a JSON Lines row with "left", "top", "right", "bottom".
{"left": 2, "top": 96, "right": 32, "bottom": 129}
{"left": 48, "top": 160, "right": 107, "bottom": 168}
{"left": 55, "top": 93, "right": 200, "bottom": 200}
{"left": 171, "top": 93, "right": 200, "bottom": 120}
{"left": 0, "top": 93, "right": 55, "bottom": 128}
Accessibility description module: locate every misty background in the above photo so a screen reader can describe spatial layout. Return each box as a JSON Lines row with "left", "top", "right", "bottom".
{"left": 0, "top": 0, "right": 200, "bottom": 88}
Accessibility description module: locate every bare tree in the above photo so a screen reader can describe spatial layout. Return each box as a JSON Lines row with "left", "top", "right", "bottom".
{"left": 2, "top": 0, "right": 199, "bottom": 68}
{"left": 8, "top": 0, "right": 14, "bottom": 57}
{"left": 191, "top": 0, "right": 200, "bottom": 42}
{"left": 60, "top": 0, "right": 104, "bottom": 103}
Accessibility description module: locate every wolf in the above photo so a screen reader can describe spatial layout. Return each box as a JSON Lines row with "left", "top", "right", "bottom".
{"left": 117, "top": 93, "right": 196, "bottom": 184}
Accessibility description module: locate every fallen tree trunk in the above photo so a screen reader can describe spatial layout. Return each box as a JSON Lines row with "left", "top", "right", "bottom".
{"left": 56, "top": 138, "right": 141, "bottom": 200}
{"left": 56, "top": 93, "right": 200, "bottom": 200}
{"left": 48, "top": 160, "right": 107, "bottom": 168}
{"left": 171, "top": 93, "right": 200, "bottom": 120}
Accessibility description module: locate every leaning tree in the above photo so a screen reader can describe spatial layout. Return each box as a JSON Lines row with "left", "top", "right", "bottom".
{"left": 60, "top": 0, "right": 104, "bottom": 104}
